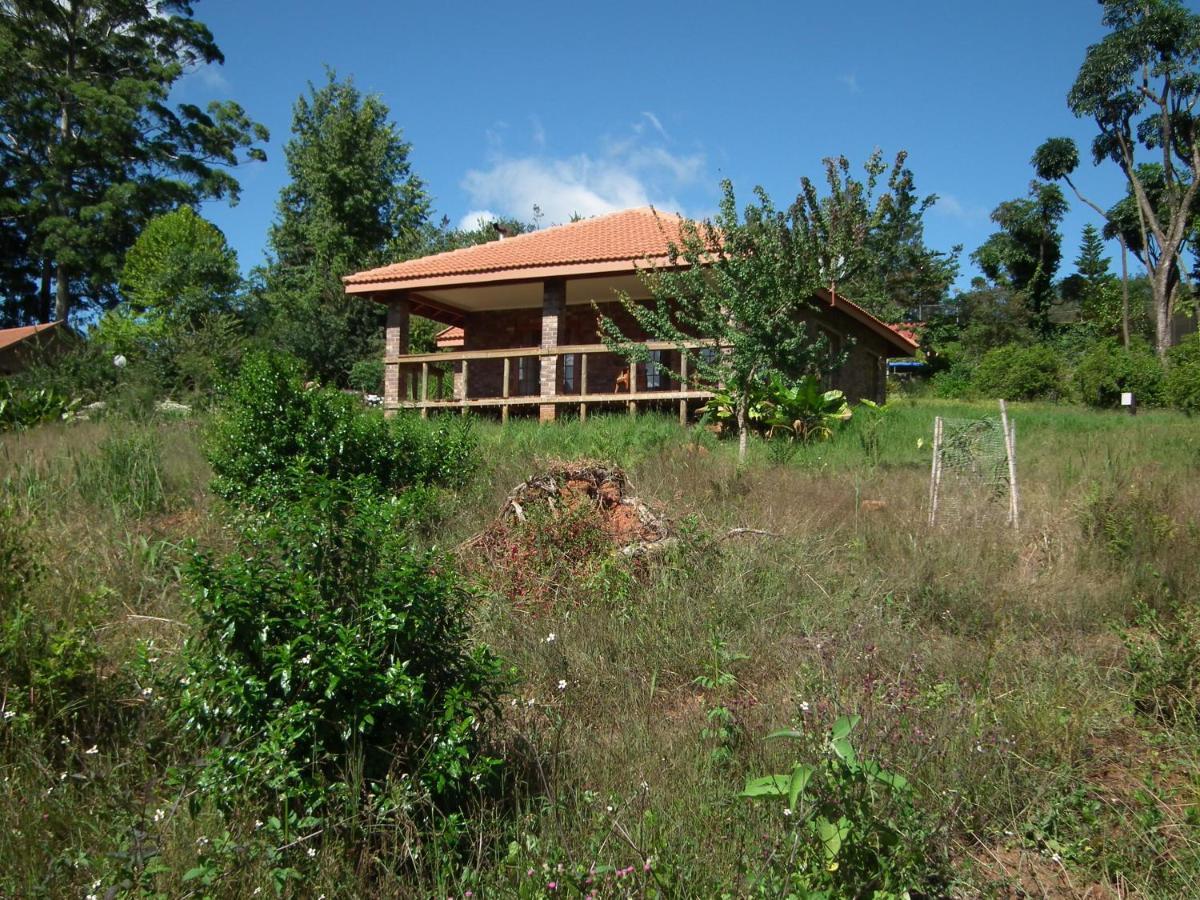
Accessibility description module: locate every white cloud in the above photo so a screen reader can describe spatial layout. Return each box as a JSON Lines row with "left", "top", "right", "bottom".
{"left": 457, "top": 209, "right": 498, "bottom": 231}
{"left": 178, "top": 62, "right": 230, "bottom": 93}
{"left": 530, "top": 115, "right": 546, "bottom": 150}
{"left": 932, "top": 193, "right": 990, "bottom": 225}
{"left": 459, "top": 117, "right": 704, "bottom": 227}
{"left": 639, "top": 111, "right": 669, "bottom": 140}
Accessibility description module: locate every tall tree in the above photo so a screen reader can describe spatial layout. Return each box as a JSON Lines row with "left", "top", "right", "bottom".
{"left": 1076, "top": 223, "right": 1111, "bottom": 285}
{"left": 1067, "top": 222, "right": 1133, "bottom": 343}
{"left": 1033, "top": 0, "right": 1200, "bottom": 357}
{"left": 262, "top": 69, "right": 430, "bottom": 381}
{"left": 0, "top": 0, "right": 267, "bottom": 324}
{"left": 840, "top": 151, "right": 960, "bottom": 321}
{"left": 971, "top": 181, "right": 1067, "bottom": 335}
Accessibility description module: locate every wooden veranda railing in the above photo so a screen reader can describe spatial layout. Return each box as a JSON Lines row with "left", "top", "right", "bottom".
{"left": 383, "top": 341, "right": 718, "bottom": 423}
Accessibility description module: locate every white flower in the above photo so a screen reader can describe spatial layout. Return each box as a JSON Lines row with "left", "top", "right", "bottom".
{"left": 526, "top": 697, "right": 536, "bottom": 707}
{"left": 85, "top": 745, "right": 99, "bottom": 755}
{"left": 557, "top": 680, "right": 567, "bottom": 691}
{"left": 196, "top": 836, "right": 209, "bottom": 847}
{"left": 59, "top": 772, "right": 67, "bottom": 781}
{"left": 783, "top": 808, "right": 793, "bottom": 817}
{"left": 179, "top": 676, "right": 191, "bottom": 686}
{"left": 86, "top": 894, "right": 99, "bottom": 900}
{"left": 799, "top": 701, "right": 811, "bottom": 713}
{"left": 141, "top": 687, "right": 153, "bottom": 697}
{"left": 542, "top": 632, "right": 557, "bottom": 644}
{"left": 153, "top": 808, "right": 165, "bottom": 823}
{"left": 254, "top": 819, "right": 263, "bottom": 830}
{"left": 2, "top": 710, "right": 15, "bottom": 720}
{"left": 306, "top": 846, "right": 317, "bottom": 858}
{"left": 298, "top": 655, "right": 311, "bottom": 665}
{"left": 606, "top": 805, "right": 614, "bottom": 813}
{"left": 59, "top": 735, "right": 70, "bottom": 746}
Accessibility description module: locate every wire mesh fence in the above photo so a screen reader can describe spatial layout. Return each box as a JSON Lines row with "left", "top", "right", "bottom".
{"left": 928, "top": 403, "right": 1019, "bottom": 529}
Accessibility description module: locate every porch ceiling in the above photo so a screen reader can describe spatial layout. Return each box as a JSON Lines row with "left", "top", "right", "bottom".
{"left": 408, "top": 272, "right": 654, "bottom": 321}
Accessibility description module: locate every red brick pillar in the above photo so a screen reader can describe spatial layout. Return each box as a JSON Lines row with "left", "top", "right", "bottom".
{"left": 539, "top": 279, "right": 565, "bottom": 422}
{"left": 384, "top": 295, "right": 410, "bottom": 417}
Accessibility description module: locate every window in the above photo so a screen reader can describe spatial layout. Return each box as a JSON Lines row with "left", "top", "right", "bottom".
{"left": 562, "top": 353, "right": 576, "bottom": 392}
{"left": 645, "top": 350, "right": 665, "bottom": 390}
{"left": 517, "top": 357, "right": 539, "bottom": 395}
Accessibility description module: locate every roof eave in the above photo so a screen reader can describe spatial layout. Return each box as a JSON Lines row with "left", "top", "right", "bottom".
{"left": 344, "top": 256, "right": 675, "bottom": 295}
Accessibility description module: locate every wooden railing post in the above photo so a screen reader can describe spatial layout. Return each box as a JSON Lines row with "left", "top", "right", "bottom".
{"left": 419, "top": 362, "right": 429, "bottom": 419}
{"left": 461, "top": 360, "right": 469, "bottom": 416}
{"left": 628, "top": 360, "right": 638, "bottom": 416}
{"left": 679, "top": 352, "right": 689, "bottom": 425}
{"left": 502, "top": 357, "right": 511, "bottom": 425}
{"left": 579, "top": 352, "right": 589, "bottom": 423}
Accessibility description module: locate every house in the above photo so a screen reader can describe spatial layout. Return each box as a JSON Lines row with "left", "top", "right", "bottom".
{"left": 0, "top": 321, "right": 73, "bottom": 377}
{"left": 343, "top": 208, "right": 917, "bottom": 422}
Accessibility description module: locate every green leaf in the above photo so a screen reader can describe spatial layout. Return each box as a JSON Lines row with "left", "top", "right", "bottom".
{"left": 765, "top": 729, "right": 804, "bottom": 741}
{"left": 182, "top": 866, "right": 209, "bottom": 882}
{"left": 788, "top": 763, "right": 815, "bottom": 810}
{"left": 741, "top": 775, "right": 790, "bottom": 798}
{"left": 814, "top": 816, "right": 852, "bottom": 866}
{"left": 862, "top": 760, "right": 910, "bottom": 791}
{"left": 830, "top": 737, "right": 857, "bottom": 766}
{"left": 829, "top": 715, "right": 860, "bottom": 741}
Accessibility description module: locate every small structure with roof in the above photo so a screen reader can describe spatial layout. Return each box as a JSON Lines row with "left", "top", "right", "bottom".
{"left": 0, "top": 321, "right": 73, "bottom": 376}
{"left": 343, "top": 208, "right": 917, "bottom": 422}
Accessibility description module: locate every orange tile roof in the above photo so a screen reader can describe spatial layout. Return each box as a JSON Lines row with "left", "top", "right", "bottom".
{"left": 344, "top": 208, "right": 916, "bottom": 356}
{"left": 434, "top": 325, "right": 464, "bottom": 348}
{"left": 344, "top": 207, "right": 691, "bottom": 287}
{"left": 0, "top": 321, "right": 64, "bottom": 351}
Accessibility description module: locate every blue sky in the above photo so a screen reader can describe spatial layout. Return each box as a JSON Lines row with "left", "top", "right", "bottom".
{"left": 178, "top": 0, "right": 1176, "bottom": 289}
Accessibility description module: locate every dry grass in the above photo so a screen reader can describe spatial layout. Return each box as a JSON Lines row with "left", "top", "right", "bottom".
{"left": 1, "top": 400, "right": 1199, "bottom": 897}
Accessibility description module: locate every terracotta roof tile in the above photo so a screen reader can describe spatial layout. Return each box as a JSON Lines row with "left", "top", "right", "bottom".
{"left": 434, "top": 325, "right": 464, "bottom": 347}
{"left": 0, "top": 321, "right": 64, "bottom": 352}
{"left": 344, "top": 207, "right": 690, "bottom": 286}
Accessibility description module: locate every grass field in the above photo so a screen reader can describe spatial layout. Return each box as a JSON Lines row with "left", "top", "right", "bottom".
{"left": 1, "top": 399, "right": 1198, "bottom": 897}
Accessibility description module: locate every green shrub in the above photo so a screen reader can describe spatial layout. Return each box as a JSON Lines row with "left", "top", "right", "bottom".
{"left": 972, "top": 344, "right": 1062, "bottom": 401}
{"left": 1073, "top": 339, "right": 1163, "bottom": 408}
{"left": 1120, "top": 601, "right": 1199, "bottom": 726}
{"left": 928, "top": 367, "right": 975, "bottom": 399}
{"left": 348, "top": 357, "right": 384, "bottom": 394}
{"left": 1163, "top": 333, "right": 1200, "bottom": 413}
{"left": 178, "top": 475, "right": 505, "bottom": 812}
{"left": 1081, "top": 479, "right": 1176, "bottom": 568}
{"left": 0, "top": 380, "right": 78, "bottom": 431}
{"left": 207, "top": 352, "right": 475, "bottom": 505}
{"left": 741, "top": 716, "right": 948, "bottom": 896}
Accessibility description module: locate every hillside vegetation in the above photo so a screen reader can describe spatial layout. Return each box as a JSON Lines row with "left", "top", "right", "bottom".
{"left": 1, "top": 392, "right": 1198, "bottom": 898}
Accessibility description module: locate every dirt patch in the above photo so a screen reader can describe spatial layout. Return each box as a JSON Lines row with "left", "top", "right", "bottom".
{"left": 968, "top": 846, "right": 1115, "bottom": 899}
{"left": 460, "top": 460, "right": 673, "bottom": 609}
{"left": 490, "top": 459, "right": 670, "bottom": 551}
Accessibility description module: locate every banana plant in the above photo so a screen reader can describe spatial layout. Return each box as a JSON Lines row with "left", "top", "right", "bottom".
{"left": 750, "top": 374, "right": 852, "bottom": 444}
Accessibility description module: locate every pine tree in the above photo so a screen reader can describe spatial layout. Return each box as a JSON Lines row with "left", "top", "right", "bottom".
{"left": 1075, "top": 224, "right": 1111, "bottom": 285}
{"left": 0, "top": 0, "right": 267, "bottom": 323}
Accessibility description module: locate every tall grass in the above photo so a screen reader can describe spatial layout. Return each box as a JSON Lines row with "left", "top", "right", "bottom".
{"left": 1, "top": 401, "right": 1198, "bottom": 896}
